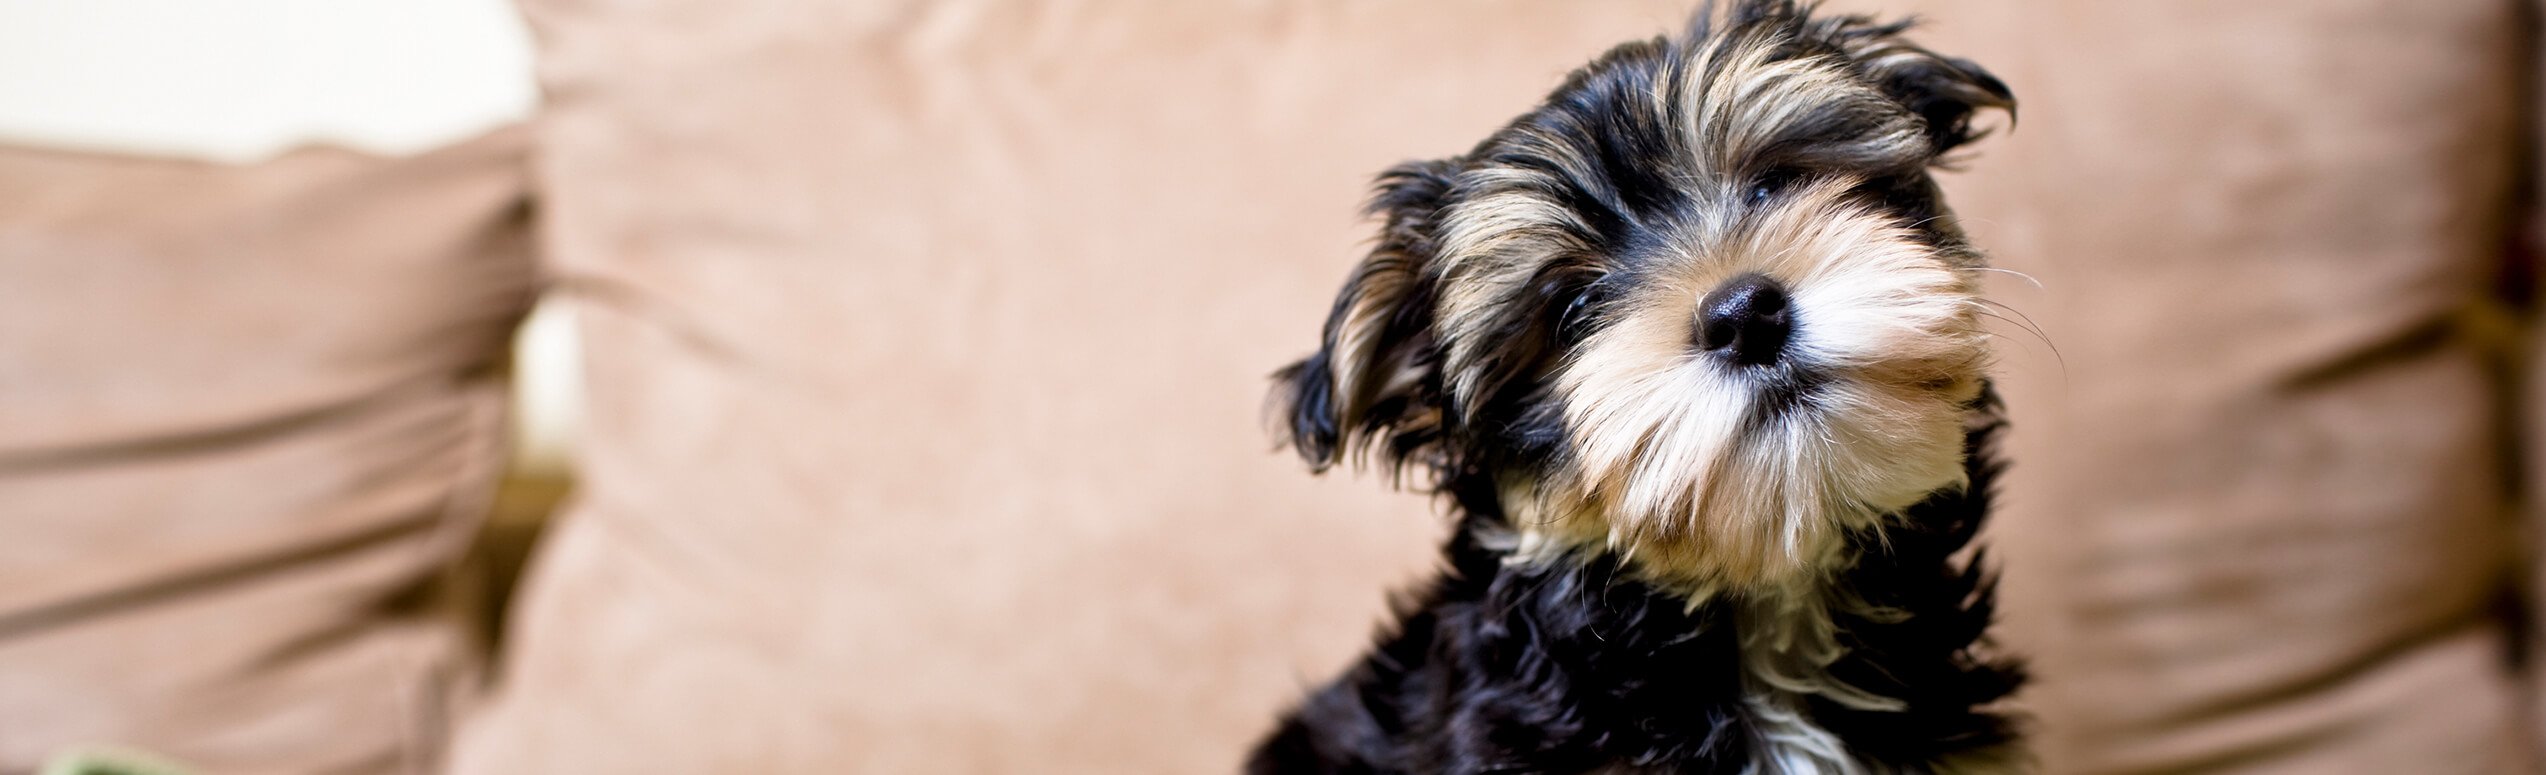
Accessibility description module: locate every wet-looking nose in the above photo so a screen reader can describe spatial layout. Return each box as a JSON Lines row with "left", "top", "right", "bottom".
{"left": 1695, "top": 273, "right": 1790, "bottom": 366}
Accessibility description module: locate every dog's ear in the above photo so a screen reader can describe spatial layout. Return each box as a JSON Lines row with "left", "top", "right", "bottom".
{"left": 1830, "top": 23, "right": 2015, "bottom": 156}
{"left": 1273, "top": 159, "right": 1462, "bottom": 472}
{"left": 1881, "top": 52, "right": 2013, "bottom": 155}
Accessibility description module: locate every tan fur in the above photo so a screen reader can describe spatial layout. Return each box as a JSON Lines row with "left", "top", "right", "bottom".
{"left": 1328, "top": 254, "right": 1423, "bottom": 439}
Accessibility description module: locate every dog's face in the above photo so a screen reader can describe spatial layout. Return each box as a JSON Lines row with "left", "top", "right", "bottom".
{"left": 1279, "top": 3, "right": 2012, "bottom": 593}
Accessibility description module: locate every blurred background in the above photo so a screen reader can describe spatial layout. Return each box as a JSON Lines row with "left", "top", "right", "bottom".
{"left": 0, "top": 1, "right": 2537, "bottom": 774}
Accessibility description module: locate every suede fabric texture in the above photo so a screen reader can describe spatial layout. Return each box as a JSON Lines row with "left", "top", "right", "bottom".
{"left": 0, "top": 129, "right": 536, "bottom": 774}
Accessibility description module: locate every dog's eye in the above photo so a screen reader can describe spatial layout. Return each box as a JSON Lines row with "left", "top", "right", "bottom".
{"left": 1747, "top": 168, "right": 1802, "bottom": 206}
{"left": 1559, "top": 284, "right": 1608, "bottom": 342}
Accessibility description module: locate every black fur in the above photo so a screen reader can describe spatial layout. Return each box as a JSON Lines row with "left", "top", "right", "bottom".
{"left": 1249, "top": 401, "right": 2020, "bottom": 774}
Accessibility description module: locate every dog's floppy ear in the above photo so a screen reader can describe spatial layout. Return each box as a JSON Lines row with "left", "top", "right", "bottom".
{"left": 1882, "top": 52, "right": 2014, "bottom": 155}
{"left": 1273, "top": 159, "right": 1462, "bottom": 472}
{"left": 1831, "top": 22, "right": 2016, "bottom": 156}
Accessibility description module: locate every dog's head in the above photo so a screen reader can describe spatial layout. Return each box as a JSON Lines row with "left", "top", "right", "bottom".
{"left": 1277, "top": 1, "right": 2012, "bottom": 593}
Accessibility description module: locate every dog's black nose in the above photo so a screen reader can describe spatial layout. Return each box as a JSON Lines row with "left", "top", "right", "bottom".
{"left": 1695, "top": 274, "right": 1790, "bottom": 366}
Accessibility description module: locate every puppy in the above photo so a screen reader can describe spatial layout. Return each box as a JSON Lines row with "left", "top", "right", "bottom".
{"left": 1252, "top": 2, "right": 2022, "bottom": 773}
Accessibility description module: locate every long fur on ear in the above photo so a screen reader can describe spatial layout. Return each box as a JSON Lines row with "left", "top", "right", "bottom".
{"left": 1717, "top": 1, "right": 2015, "bottom": 156}
{"left": 1273, "top": 159, "right": 1463, "bottom": 472}
{"left": 1813, "top": 13, "right": 2015, "bottom": 154}
{"left": 1863, "top": 47, "right": 2013, "bottom": 154}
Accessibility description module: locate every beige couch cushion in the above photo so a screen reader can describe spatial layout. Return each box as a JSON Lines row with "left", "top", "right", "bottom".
{"left": 0, "top": 129, "right": 533, "bottom": 774}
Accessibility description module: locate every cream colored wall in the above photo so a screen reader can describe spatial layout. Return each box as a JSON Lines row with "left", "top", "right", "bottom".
{"left": 0, "top": 0, "right": 535, "bottom": 161}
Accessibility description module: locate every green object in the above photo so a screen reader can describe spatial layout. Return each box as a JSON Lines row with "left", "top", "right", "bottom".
{"left": 38, "top": 747, "right": 193, "bottom": 775}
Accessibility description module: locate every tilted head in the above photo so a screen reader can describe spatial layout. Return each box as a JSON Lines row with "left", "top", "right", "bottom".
{"left": 1278, "top": 1, "right": 2013, "bottom": 593}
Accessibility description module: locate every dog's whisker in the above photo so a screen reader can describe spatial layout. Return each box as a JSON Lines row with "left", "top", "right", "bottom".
{"left": 1970, "top": 298, "right": 2050, "bottom": 346}
{"left": 1970, "top": 266, "right": 2045, "bottom": 290}
{"left": 1974, "top": 298, "right": 2064, "bottom": 372}
{"left": 1972, "top": 312, "right": 2068, "bottom": 378}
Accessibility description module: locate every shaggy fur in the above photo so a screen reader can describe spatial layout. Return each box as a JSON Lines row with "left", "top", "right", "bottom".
{"left": 1254, "top": 2, "right": 2022, "bottom": 773}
